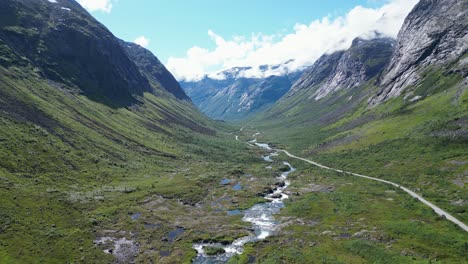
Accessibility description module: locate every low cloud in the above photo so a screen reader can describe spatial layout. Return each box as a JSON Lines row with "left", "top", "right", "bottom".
{"left": 77, "top": 0, "right": 112, "bottom": 13}
{"left": 167, "top": 0, "right": 418, "bottom": 81}
{"left": 134, "top": 36, "right": 150, "bottom": 48}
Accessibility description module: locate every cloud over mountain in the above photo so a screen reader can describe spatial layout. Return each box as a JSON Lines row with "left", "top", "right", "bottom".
{"left": 134, "top": 36, "right": 150, "bottom": 48}
{"left": 77, "top": 0, "right": 112, "bottom": 13}
{"left": 167, "top": 0, "right": 418, "bottom": 81}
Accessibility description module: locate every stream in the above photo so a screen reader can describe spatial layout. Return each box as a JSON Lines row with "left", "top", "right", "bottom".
{"left": 192, "top": 143, "right": 295, "bottom": 263}
{"left": 192, "top": 129, "right": 468, "bottom": 263}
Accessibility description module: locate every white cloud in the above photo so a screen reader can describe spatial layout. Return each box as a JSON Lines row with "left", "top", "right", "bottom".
{"left": 167, "top": 0, "right": 418, "bottom": 81}
{"left": 77, "top": 0, "right": 112, "bottom": 13}
{"left": 134, "top": 36, "right": 150, "bottom": 48}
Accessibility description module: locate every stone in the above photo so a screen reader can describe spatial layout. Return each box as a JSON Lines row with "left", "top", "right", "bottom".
{"left": 370, "top": 0, "right": 468, "bottom": 105}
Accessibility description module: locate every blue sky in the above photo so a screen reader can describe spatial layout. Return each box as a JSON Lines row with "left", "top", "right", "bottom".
{"left": 88, "top": 0, "right": 385, "bottom": 61}
{"left": 78, "top": 0, "right": 418, "bottom": 80}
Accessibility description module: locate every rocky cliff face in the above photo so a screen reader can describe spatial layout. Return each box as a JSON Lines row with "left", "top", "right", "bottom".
{"left": 287, "top": 51, "right": 345, "bottom": 98}
{"left": 370, "top": 0, "right": 467, "bottom": 105}
{"left": 181, "top": 65, "right": 303, "bottom": 120}
{"left": 288, "top": 37, "right": 395, "bottom": 101}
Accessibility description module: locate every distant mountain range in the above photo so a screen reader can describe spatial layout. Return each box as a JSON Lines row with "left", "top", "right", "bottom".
{"left": 180, "top": 61, "right": 304, "bottom": 120}
{"left": 1, "top": 0, "right": 467, "bottom": 263}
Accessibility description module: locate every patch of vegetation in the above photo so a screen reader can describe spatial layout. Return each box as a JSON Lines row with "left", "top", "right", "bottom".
{"left": 229, "top": 160, "right": 468, "bottom": 263}
{"left": 204, "top": 246, "right": 226, "bottom": 256}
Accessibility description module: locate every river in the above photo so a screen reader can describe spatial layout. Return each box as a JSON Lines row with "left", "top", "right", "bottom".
{"left": 192, "top": 145, "right": 295, "bottom": 263}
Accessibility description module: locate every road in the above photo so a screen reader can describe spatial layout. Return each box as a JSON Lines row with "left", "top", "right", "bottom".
{"left": 279, "top": 149, "right": 468, "bottom": 232}
{"left": 238, "top": 130, "right": 467, "bottom": 232}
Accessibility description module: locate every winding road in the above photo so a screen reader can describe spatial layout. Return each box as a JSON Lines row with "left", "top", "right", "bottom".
{"left": 280, "top": 149, "right": 468, "bottom": 232}
{"left": 242, "top": 132, "right": 468, "bottom": 232}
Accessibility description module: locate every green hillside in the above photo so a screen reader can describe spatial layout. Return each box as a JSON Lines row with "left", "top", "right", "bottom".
{"left": 0, "top": 1, "right": 269, "bottom": 263}
{"left": 0, "top": 0, "right": 466, "bottom": 263}
{"left": 251, "top": 66, "right": 467, "bottom": 215}
{"left": 239, "top": 1, "right": 468, "bottom": 261}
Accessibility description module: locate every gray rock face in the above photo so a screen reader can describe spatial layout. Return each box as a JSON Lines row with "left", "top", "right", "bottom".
{"left": 181, "top": 65, "right": 303, "bottom": 120}
{"left": 288, "top": 37, "right": 395, "bottom": 101}
{"left": 287, "top": 51, "right": 344, "bottom": 97}
{"left": 370, "top": 0, "right": 468, "bottom": 105}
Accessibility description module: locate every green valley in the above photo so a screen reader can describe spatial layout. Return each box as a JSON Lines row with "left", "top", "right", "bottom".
{"left": 0, "top": 0, "right": 467, "bottom": 263}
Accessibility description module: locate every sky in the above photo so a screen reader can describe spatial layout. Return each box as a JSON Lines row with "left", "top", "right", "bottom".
{"left": 77, "top": 0, "right": 418, "bottom": 81}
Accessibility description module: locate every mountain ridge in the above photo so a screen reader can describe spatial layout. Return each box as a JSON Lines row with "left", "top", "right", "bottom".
{"left": 371, "top": 0, "right": 467, "bottom": 105}
{"left": 119, "top": 40, "right": 191, "bottom": 101}
{"left": 181, "top": 63, "right": 304, "bottom": 120}
{"left": 249, "top": 0, "right": 467, "bottom": 234}
{"left": 288, "top": 36, "right": 395, "bottom": 101}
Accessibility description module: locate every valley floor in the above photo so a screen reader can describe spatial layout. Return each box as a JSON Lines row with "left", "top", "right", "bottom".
{"left": 222, "top": 128, "right": 467, "bottom": 264}
{"left": 279, "top": 149, "right": 468, "bottom": 232}
{"left": 1, "top": 125, "right": 467, "bottom": 264}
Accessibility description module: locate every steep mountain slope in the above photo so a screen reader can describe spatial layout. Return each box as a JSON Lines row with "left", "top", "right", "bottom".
{"left": 287, "top": 38, "right": 395, "bottom": 101}
{"left": 289, "top": 37, "right": 395, "bottom": 101}
{"left": 119, "top": 40, "right": 190, "bottom": 101}
{"left": 181, "top": 64, "right": 303, "bottom": 120}
{"left": 260, "top": 36, "right": 396, "bottom": 128}
{"left": 0, "top": 0, "right": 155, "bottom": 107}
{"left": 371, "top": 0, "right": 467, "bottom": 104}
{"left": 251, "top": 0, "right": 467, "bottom": 232}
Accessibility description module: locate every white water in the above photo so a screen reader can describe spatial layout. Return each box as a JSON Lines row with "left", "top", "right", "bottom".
{"left": 262, "top": 152, "right": 278, "bottom": 162}
{"left": 193, "top": 131, "right": 467, "bottom": 264}
{"left": 255, "top": 142, "right": 272, "bottom": 150}
{"left": 192, "top": 146, "right": 295, "bottom": 263}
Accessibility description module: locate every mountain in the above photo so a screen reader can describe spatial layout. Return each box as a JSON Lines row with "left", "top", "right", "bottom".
{"left": 0, "top": 0, "right": 211, "bottom": 132}
{"left": 251, "top": 0, "right": 467, "bottom": 242}
{"left": 0, "top": 1, "right": 251, "bottom": 262}
{"left": 119, "top": 40, "right": 190, "bottom": 101}
{"left": 0, "top": 0, "right": 155, "bottom": 107}
{"left": 371, "top": 0, "right": 467, "bottom": 105}
{"left": 288, "top": 37, "right": 395, "bottom": 101}
{"left": 1, "top": 0, "right": 467, "bottom": 263}
{"left": 256, "top": 36, "right": 397, "bottom": 129}
{"left": 181, "top": 62, "right": 304, "bottom": 120}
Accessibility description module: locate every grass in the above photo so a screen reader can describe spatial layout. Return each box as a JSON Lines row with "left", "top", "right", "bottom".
{"left": 237, "top": 66, "right": 468, "bottom": 262}
{"left": 227, "top": 157, "right": 467, "bottom": 263}
{"left": 1, "top": 12, "right": 467, "bottom": 262}
{"left": 0, "top": 66, "right": 305, "bottom": 263}
{"left": 248, "top": 67, "right": 467, "bottom": 218}
{"left": 0, "top": 62, "right": 283, "bottom": 263}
